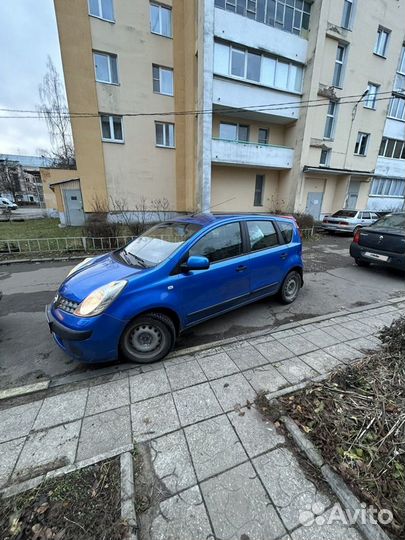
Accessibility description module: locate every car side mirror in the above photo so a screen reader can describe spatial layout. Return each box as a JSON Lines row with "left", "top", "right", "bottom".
{"left": 182, "top": 255, "right": 210, "bottom": 271}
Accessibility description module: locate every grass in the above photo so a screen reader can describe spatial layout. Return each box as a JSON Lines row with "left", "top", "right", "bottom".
{"left": 0, "top": 219, "right": 84, "bottom": 240}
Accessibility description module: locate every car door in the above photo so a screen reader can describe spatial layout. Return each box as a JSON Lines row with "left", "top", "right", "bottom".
{"left": 174, "top": 221, "right": 250, "bottom": 326}
{"left": 245, "top": 219, "right": 289, "bottom": 298}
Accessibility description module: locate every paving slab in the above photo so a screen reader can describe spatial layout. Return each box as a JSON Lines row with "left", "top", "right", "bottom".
{"left": 85, "top": 378, "right": 130, "bottom": 416}
{"left": 185, "top": 415, "right": 247, "bottom": 481}
{"left": 244, "top": 365, "right": 289, "bottom": 393}
{"left": 273, "top": 357, "right": 318, "bottom": 385}
{"left": 165, "top": 359, "right": 207, "bottom": 391}
{"left": 301, "top": 329, "right": 340, "bottom": 348}
{"left": 0, "top": 401, "right": 42, "bottom": 443}
{"left": 197, "top": 351, "right": 239, "bottom": 379}
{"left": 201, "top": 461, "right": 286, "bottom": 540}
{"left": 228, "top": 406, "right": 285, "bottom": 458}
{"left": 173, "top": 383, "right": 222, "bottom": 426}
{"left": 130, "top": 369, "right": 171, "bottom": 403}
{"left": 0, "top": 437, "right": 25, "bottom": 488}
{"left": 33, "top": 388, "right": 88, "bottom": 431}
{"left": 77, "top": 405, "right": 131, "bottom": 461}
{"left": 323, "top": 343, "right": 363, "bottom": 364}
{"left": 347, "top": 337, "right": 380, "bottom": 353}
{"left": 252, "top": 339, "right": 295, "bottom": 363}
{"left": 131, "top": 394, "right": 180, "bottom": 442}
{"left": 298, "top": 350, "right": 341, "bottom": 373}
{"left": 210, "top": 372, "right": 256, "bottom": 412}
{"left": 223, "top": 342, "right": 268, "bottom": 370}
{"left": 276, "top": 335, "right": 318, "bottom": 356}
{"left": 291, "top": 507, "right": 364, "bottom": 540}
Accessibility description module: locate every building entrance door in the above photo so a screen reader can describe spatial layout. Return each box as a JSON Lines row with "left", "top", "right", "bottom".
{"left": 345, "top": 181, "right": 361, "bottom": 209}
{"left": 305, "top": 192, "right": 323, "bottom": 220}
{"left": 64, "top": 189, "right": 85, "bottom": 226}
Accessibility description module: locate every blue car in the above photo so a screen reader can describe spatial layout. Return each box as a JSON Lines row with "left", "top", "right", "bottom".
{"left": 46, "top": 214, "right": 303, "bottom": 364}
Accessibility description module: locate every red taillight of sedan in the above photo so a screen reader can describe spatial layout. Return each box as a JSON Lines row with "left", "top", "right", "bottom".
{"left": 353, "top": 230, "right": 361, "bottom": 243}
{"left": 338, "top": 221, "right": 349, "bottom": 225}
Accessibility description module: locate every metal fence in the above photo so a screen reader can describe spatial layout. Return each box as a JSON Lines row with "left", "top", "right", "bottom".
{"left": 0, "top": 236, "right": 135, "bottom": 255}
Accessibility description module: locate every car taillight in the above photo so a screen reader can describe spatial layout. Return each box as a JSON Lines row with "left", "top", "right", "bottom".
{"left": 339, "top": 221, "right": 349, "bottom": 225}
{"left": 353, "top": 230, "right": 361, "bottom": 244}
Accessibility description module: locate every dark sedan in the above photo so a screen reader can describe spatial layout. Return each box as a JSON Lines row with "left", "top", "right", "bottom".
{"left": 350, "top": 213, "right": 405, "bottom": 271}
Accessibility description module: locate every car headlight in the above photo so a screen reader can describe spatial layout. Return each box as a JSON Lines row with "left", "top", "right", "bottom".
{"left": 74, "top": 280, "right": 127, "bottom": 317}
{"left": 67, "top": 257, "right": 94, "bottom": 277}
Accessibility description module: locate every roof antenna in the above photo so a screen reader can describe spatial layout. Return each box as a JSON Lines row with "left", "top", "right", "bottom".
{"left": 190, "top": 197, "right": 236, "bottom": 217}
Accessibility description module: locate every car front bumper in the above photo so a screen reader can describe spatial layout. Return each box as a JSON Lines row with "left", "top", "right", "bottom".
{"left": 350, "top": 243, "right": 405, "bottom": 271}
{"left": 46, "top": 304, "right": 126, "bottom": 363}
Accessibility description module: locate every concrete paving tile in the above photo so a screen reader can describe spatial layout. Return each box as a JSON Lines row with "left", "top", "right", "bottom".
{"left": 77, "top": 406, "right": 131, "bottom": 461}
{"left": 185, "top": 415, "right": 247, "bottom": 481}
{"left": 346, "top": 337, "right": 379, "bottom": 354}
{"left": 0, "top": 401, "right": 42, "bottom": 443}
{"left": 252, "top": 339, "right": 295, "bottom": 363}
{"left": 149, "top": 430, "right": 196, "bottom": 494}
{"left": 85, "top": 378, "right": 129, "bottom": 416}
{"left": 271, "top": 329, "right": 296, "bottom": 339}
{"left": 228, "top": 406, "right": 285, "bottom": 458}
{"left": 173, "top": 383, "right": 222, "bottom": 426}
{"left": 197, "top": 351, "right": 239, "bottom": 379}
{"left": 130, "top": 369, "right": 171, "bottom": 403}
{"left": 33, "top": 388, "right": 88, "bottom": 431}
{"left": 273, "top": 357, "right": 318, "bottom": 384}
{"left": 299, "top": 350, "right": 341, "bottom": 374}
{"left": 210, "top": 373, "right": 256, "bottom": 412}
{"left": 332, "top": 325, "right": 360, "bottom": 341}
{"left": 244, "top": 365, "right": 289, "bottom": 393}
{"left": 291, "top": 507, "right": 363, "bottom": 540}
{"left": 0, "top": 437, "right": 25, "bottom": 488}
{"left": 323, "top": 343, "right": 363, "bottom": 364}
{"left": 340, "top": 320, "right": 373, "bottom": 336}
{"left": 166, "top": 360, "right": 207, "bottom": 391}
{"left": 254, "top": 447, "right": 330, "bottom": 531}
{"left": 320, "top": 325, "right": 348, "bottom": 342}
{"left": 150, "top": 485, "right": 212, "bottom": 540}
{"left": 276, "top": 335, "right": 318, "bottom": 356}
{"left": 201, "top": 461, "right": 286, "bottom": 540}
{"left": 131, "top": 394, "right": 180, "bottom": 442}
{"left": 14, "top": 420, "right": 81, "bottom": 481}
{"left": 223, "top": 342, "right": 268, "bottom": 370}
{"left": 301, "top": 329, "right": 340, "bottom": 348}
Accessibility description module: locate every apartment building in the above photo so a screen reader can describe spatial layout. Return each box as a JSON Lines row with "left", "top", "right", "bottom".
{"left": 51, "top": 0, "right": 405, "bottom": 225}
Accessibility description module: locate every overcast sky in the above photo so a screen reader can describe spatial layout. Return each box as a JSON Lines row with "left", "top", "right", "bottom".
{"left": 0, "top": 0, "right": 64, "bottom": 156}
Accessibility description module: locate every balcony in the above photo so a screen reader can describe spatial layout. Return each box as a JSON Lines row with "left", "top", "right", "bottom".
{"left": 211, "top": 138, "right": 294, "bottom": 169}
{"left": 375, "top": 157, "right": 405, "bottom": 179}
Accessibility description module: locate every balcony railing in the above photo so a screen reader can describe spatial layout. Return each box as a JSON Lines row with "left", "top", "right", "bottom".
{"left": 212, "top": 138, "right": 294, "bottom": 169}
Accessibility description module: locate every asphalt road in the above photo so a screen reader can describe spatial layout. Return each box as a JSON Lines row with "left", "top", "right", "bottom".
{"left": 1, "top": 234, "right": 404, "bottom": 390}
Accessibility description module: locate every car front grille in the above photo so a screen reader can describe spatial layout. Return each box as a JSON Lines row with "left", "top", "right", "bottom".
{"left": 54, "top": 294, "right": 80, "bottom": 314}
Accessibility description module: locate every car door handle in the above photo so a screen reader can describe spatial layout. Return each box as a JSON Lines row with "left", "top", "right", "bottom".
{"left": 280, "top": 253, "right": 288, "bottom": 260}
{"left": 236, "top": 265, "right": 247, "bottom": 272}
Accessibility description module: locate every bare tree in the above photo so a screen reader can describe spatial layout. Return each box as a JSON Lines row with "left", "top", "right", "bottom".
{"left": 0, "top": 159, "right": 20, "bottom": 201}
{"left": 38, "top": 57, "right": 75, "bottom": 169}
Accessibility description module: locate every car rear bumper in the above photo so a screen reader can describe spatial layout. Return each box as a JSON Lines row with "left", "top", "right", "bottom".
{"left": 350, "top": 243, "right": 405, "bottom": 271}
{"left": 322, "top": 223, "right": 355, "bottom": 232}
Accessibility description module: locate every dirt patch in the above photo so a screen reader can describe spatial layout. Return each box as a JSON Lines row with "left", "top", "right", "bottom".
{"left": 281, "top": 316, "right": 405, "bottom": 539}
{"left": 0, "top": 458, "right": 128, "bottom": 540}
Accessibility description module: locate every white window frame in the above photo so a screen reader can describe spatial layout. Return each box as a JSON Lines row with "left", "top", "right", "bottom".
{"left": 152, "top": 65, "right": 174, "bottom": 96}
{"left": 332, "top": 43, "right": 346, "bottom": 88}
{"left": 363, "top": 82, "right": 379, "bottom": 110}
{"left": 379, "top": 137, "right": 405, "bottom": 159}
{"left": 341, "top": 0, "right": 354, "bottom": 29}
{"left": 150, "top": 2, "right": 172, "bottom": 38}
{"left": 324, "top": 101, "right": 338, "bottom": 140}
{"left": 88, "top": 0, "right": 115, "bottom": 22}
{"left": 354, "top": 132, "right": 370, "bottom": 156}
{"left": 93, "top": 51, "right": 119, "bottom": 84}
{"left": 394, "top": 44, "right": 405, "bottom": 93}
{"left": 388, "top": 96, "right": 405, "bottom": 121}
{"left": 219, "top": 122, "right": 250, "bottom": 142}
{"left": 155, "top": 122, "right": 175, "bottom": 148}
{"left": 320, "top": 148, "right": 331, "bottom": 167}
{"left": 374, "top": 26, "right": 390, "bottom": 58}
{"left": 100, "top": 115, "right": 124, "bottom": 143}
{"left": 370, "top": 178, "right": 405, "bottom": 197}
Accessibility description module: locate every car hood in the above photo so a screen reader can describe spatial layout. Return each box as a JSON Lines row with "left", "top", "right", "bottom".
{"left": 59, "top": 253, "right": 145, "bottom": 302}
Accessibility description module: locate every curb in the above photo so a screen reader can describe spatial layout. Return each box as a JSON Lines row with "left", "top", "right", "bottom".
{"left": 121, "top": 452, "right": 138, "bottom": 540}
{"left": 0, "top": 380, "right": 50, "bottom": 401}
{"left": 280, "top": 414, "right": 391, "bottom": 540}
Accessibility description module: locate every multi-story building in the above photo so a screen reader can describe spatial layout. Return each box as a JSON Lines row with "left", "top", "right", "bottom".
{"left": 0, "top": 154, "right": 49, "bottom": 205}
{"left": 51, "top": 0, "right": 405, "bottom": 225}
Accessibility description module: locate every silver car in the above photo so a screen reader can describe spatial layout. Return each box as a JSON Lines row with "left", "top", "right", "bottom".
{"left": 322, "top": 210, "right": 379, "bottom": 233}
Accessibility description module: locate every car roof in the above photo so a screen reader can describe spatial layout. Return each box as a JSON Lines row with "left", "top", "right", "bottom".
{"left": 170, "top": 213, "right": 295, "bottom": 226}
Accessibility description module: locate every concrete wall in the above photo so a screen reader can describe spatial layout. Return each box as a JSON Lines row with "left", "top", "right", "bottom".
{"left": 40, "top": 168, "right": 78, "bottom": 211}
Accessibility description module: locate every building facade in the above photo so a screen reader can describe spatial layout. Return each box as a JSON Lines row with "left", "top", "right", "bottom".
{"left": 0, "top": 154, "right": 49, "bottom": 205}
{"left": 52, "top": 0, "right": 405, "bottom": 223}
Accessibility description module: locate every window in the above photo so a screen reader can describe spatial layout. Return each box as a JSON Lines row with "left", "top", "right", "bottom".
{"left": 332, "top": 44, "right": 346, "bottom": 87}
{"left": 189, "top": 222, "right": 242, "bottom": 263}
{"left": 219, "top": 123, "right": 249, "bottom": 142}
{"left": 361, "top": 212, "right": 371, "bottom": 219}
{"left": 247, "top": 220, "right": 279, "bottom": 251}
{"left": 394, "top": 45, "right": 405, "bottom": 93}
{"left": 150, "top": 2, "right": 172, "bottom": 37}
{"left": 230, "top": 47, "right": 261, "bottom": 82}
{"left": 363, "top": 83, "right": 379, "bottom": 109}
{"left": 341, "top": 0, "right": 353, "bottom": 29}
{"left": 370, "top": 178, "right": 405, "bottom": 197}
{"left": 388, "top": 96, "right": 405, "bottom": 120}
{"left": 324, "top": 101, "right": 338, "bottom": 139}
{"left": 155, "top": 122, "right": 175, "bottom": 147}
{"left": 354, "top": 132, "right": 369, "bottom": 156}
{"left": 258, "top": 128, "right": 269, "bottom": 144}
{"left": 374, "top": 27, "right": 390, "bottom": 57}
{"left": 94, "top": 52, "right": 118, "bottom": 84}
{"left": 88, "top": 0, "right": 114, "bottom": 21}
{"left": 152, "top": 65, "right": 174, "bottom": 95}
{"left": 320, "top": 148, "right": 331, "bottom": 166}
{"left": 378, "top": 137, "right": 405, "bottom": 159}
{"left": 101, "top": 115, "right": 123, "bottom": 142}
{"left": 254, "top": 175, "right": 265, "bottom": 206}
{"left": 278, "top": 221, "right": 294, "bottom": 243}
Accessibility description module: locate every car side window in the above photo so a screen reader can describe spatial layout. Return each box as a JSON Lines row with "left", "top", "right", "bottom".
{"left": 247, "top": 220, "right": 279, "bottom": 252}
{"left": 362, "top": 212, "right": 370, "bottom": 219}
{"left": 277, "top": 221, "right": 294, "bottom": 243}
{"left": 189, "top": 222, "right": 242, "bottom": 263}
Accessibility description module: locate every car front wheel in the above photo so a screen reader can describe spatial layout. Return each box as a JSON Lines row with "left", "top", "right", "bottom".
{"left": 279, "top": 271, "right": 301, "bottom": 304}
{"left": 120, "top": 312, "right": 175, "bottom": 364}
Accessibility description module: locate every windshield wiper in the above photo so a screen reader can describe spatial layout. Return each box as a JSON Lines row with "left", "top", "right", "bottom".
{"left": 124, "top": 251, "right": 148, "bottom": 268}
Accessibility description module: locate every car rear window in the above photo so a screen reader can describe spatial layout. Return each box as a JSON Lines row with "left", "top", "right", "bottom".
{"left": 371, "top": 214, "right": 405, "bottom": 229}
{"left": 332, "top": 210, "right": 357, "bottom": 218}
{"left": 278, "top": 221, "right": 294, "bottom": 243}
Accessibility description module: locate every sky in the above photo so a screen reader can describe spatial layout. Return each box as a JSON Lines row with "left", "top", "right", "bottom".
{"left": 0, "top": 0, "right": 65, "bottom": 156}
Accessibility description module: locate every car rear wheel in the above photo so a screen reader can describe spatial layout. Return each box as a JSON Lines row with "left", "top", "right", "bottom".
{"left": 279, "top": 271, "right": 301, "bottom": 304}
{"left": 120, "top": 312, "right": 175, "bottom": 364}
{"left": 355, "top": 258, "right": 370, "bottom": 267}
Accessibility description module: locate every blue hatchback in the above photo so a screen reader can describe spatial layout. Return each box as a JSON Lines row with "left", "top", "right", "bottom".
{"left": 47, "top": 214, "right": 303, "bottom": 364}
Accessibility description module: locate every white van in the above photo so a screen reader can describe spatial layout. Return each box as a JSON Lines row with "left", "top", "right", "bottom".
{"left": 0, "top": 197, "right": 18, "bottom": 210}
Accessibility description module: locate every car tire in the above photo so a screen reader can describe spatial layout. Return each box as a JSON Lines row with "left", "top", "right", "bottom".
{"left": 279, "top": 270, "right": 301, "bottom": 304}
{"left": 120, "top": 312, "right": 176, "bottom": 364}
{"left": 355, "top": 259, "right": 370, "bottom": 267}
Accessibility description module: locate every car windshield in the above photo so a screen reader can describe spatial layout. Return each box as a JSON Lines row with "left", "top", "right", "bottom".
{"left": 371, "top": 213, "right": 405, "bottom": 229}
{"left": 122, "top": 221, "right": 202, "bottom": 266}
{"left": 332, "top": 210, "right": 357, "bottom": 218}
